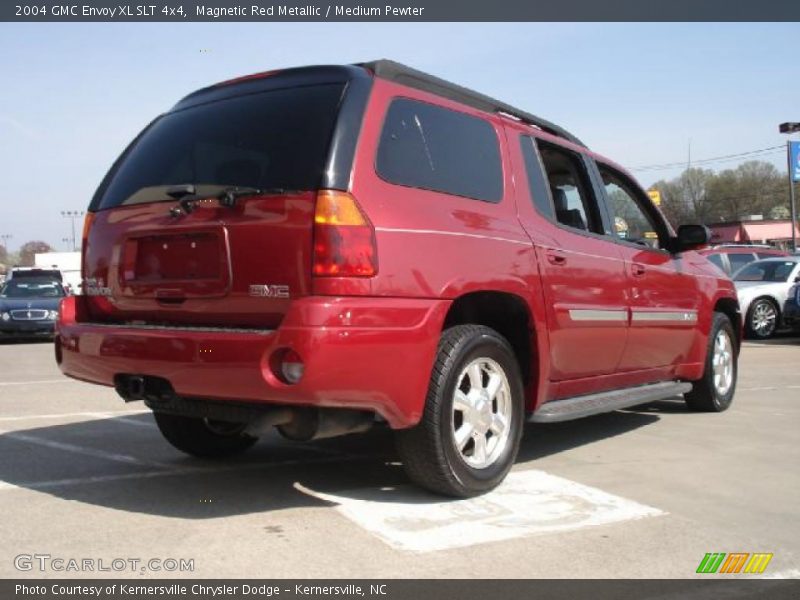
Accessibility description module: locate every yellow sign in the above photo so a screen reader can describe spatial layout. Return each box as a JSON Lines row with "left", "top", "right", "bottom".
{"left": 647, "top": 190, "right": 662, "bottom": 206}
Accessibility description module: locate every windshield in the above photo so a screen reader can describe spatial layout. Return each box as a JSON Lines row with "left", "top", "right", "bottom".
{"left": 734, "top": 261, "right": 797, "bottom": 283}
{"left": 95, "top": 83, "right": 346, "bottom": 210}
{"left": 1, "top": 279, "right": 65, "bottom": 298}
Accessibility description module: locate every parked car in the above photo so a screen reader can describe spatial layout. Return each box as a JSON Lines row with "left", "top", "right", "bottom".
{"left": 733, "top": 257, "right": 800, "bottom": 339}
{"left": 698, "top": 245, "right": 789, "bottom": 277}
{"left": 782, "top": 280, "right": 800, "bottom": 331}
{"left": 55, "top": 60, "right": 741, "bottom": 497}
{"left": 0, "top": 276, "right": 65, "bottom": 340}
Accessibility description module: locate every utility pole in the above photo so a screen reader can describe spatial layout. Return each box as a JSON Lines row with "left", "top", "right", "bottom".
{"left": 779, "top": 123, "right": 800, "bottom": 253}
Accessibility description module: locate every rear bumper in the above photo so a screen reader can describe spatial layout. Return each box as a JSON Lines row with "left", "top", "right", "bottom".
{"left": 56, "top": 295, "right": 450, "bottom": 428}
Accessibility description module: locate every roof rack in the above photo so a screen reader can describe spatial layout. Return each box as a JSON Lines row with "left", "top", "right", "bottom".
{"left": 358, "top": 59, "right": 586, "bottom": 148}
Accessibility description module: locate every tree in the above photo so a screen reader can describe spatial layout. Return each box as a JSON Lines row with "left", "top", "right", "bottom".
{"left": 0, "top": 244, "right": 7, "bottom": 265}
{"left": 650, "top": 168, "right": 715, "bottom": 227}
{"left": 18, "top": 241, "right": 54, "bottom": 267}
{"left": 649, "top": 161, "right": 791, "bottom": 228}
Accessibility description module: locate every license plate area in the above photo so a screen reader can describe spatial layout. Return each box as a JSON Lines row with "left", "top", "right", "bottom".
{"left": 120, "top": 229, "right": 231, "bottom": 298}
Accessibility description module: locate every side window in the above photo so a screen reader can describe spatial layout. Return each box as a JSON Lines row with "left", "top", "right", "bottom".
{"left": 706, "top": 253, "right": 727, "bottom": 274}
{"left": 376, "top": 98, "right": 503, "bottom": 203}
{"left": 536, "top": 141, "right": 603, "bottom": 234}
{"left": 519, "top": 136, "right": 555, "bottom": 219}
{"left": 727, "top": 252, "right": 757, "bottom": 274}
{"left": 598, "top": 164, "right": 665, "bottom": 250}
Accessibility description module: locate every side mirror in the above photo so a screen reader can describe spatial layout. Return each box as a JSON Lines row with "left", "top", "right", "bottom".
{"left": 672, "top": 224, "right": 711, "bottom": 253}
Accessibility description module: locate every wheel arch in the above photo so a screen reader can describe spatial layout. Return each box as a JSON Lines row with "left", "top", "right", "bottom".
{"left": 713, "top": 296, "right": 743, "bottom": 351}
{"left": 441, "top": 290, "right": 542, "bottom": 411}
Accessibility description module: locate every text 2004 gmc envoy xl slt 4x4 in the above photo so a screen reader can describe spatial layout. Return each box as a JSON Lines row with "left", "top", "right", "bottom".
{"left": 56, "top": 61, "right": 741, "bottom": 497}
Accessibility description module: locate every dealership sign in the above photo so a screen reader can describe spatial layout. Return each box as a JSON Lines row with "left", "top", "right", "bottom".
{"left": 791, "top": 141, "right": 800, "bottom": 183}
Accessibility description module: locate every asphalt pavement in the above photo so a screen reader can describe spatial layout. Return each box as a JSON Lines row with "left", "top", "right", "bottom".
{"left": 0, "top": 335, "right": 797, "bottom": 578}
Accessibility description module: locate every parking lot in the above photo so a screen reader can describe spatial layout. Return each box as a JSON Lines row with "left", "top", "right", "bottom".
{"left": 0, "top": 336, "right": 798, "bottom": 579}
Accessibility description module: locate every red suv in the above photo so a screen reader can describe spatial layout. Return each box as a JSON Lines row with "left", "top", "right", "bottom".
{"left": 56, "top": 61, "right": 741, "bottom": 496}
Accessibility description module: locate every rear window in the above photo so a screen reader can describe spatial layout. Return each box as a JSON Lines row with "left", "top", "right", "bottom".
{"left": 95, "top": 84, "right": 346, "bottom": 210}
{"left": 734, "top": 261, "right": 797, "bottom": 282}
{"left": 376, "top": 98, "right": 503, "bottom": 202}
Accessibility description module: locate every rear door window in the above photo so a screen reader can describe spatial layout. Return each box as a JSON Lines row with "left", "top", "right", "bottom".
{"left": 376, "top": 98, "right": 503, "bottom": 202}
{"left": 95, "top": 84, "right": 346, "bottom": 210}
{"left": 535, "top": 141, "right": 604, "bottom": 234}
{"left": 706, "top": 253, "right": 727, "bottom": 273}
{"left": 727, "top": 252, "right": 757, "bottom": 275}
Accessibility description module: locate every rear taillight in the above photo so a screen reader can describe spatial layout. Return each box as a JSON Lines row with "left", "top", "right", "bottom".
{"left": 80, "top": 212, "right": 95, "bottom": 281}
{"left": 313, "top": 191, "right": 377, "bottom": 277}
{"left": 82, "top": 212, "right": 95, "bottom": 246}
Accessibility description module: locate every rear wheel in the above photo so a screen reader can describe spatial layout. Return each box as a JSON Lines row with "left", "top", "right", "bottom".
{"left": 395, "top": 325, "right": 525, "bottom": 497}
{"left": 745, "top": 298, "right": 779, "bottom": 339}
{"left": 685, "top": 312, "right": 737, "bottom": 412}
{"left": 153, "top": 412, "right": 258, "bottom": 458}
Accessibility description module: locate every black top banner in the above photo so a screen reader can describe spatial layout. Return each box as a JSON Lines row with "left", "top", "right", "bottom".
{"left": 3, "top": 0, "right": 800, "bottom": 22}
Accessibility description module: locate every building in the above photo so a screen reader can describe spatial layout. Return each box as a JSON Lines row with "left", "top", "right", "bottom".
{"left": 707, "top": 217, "right": 800, "bottom": 250}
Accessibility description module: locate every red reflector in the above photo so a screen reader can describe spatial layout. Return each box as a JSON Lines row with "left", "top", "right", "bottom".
{"left": 313, "top": 191, "right": 377, "bottom": 277}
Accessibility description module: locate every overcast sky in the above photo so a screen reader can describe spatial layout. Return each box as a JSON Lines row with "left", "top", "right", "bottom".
{"left": 0, "top": 22, "right": 797, "bottom": 250}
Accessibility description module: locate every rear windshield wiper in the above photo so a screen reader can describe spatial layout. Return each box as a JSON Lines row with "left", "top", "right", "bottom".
{"left": 217, "top": 186, "right": 265, "bottom": 208}
{"left": 167, "top": 185, "right": 299, "bottom": 216}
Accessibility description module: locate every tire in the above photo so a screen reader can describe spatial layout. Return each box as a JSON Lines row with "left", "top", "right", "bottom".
{"left": 745, "top": 297, "right": 779, "bottom": 340}
{"left": 153, "top": 412, "right": 258, "bottom": 458}
{"left": 395, "top": 324, "right": 525, "bottom": 497}
{"left": 685, "top": 312, "right": 737, "bottom": 412}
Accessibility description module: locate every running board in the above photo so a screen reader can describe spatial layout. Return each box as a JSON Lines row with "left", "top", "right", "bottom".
{"left": 529, "top": 381, "right": 693, "bottom": 423}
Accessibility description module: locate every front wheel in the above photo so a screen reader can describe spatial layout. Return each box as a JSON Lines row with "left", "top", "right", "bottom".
{"left": 685, "top": 312, "right": 737, "bottom": 412}
{"left": 153, "top": 412, "right": 258, "bottom": 458}
{"left": 395, "top": 325, "right": 525, "bottom": 497}
{"left": 745, "top": 298, "right": 779, "bottom": 339}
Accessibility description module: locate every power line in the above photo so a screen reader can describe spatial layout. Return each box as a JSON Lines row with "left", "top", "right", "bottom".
{"left": 631, "top": 145, "right": 784, "bottom": 172}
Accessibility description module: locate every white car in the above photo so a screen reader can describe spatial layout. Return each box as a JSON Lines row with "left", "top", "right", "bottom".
{"left": 734, "top": 256, "right": 800, "bottom": 339}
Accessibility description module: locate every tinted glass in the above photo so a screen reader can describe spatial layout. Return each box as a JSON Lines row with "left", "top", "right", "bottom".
{"left": 734, "top": 261, "right": 798, "bottom": 282}
{"left": 520, "top": 136, "right": 555, "bottom": 219}
{"left": 599, "top": 166, "right": 663, "bottom": 250}
{"left": 706, "top": 253, "right": 727, "bottom": 273}
{"left": 727, "top": 252, "right": 757, "bottom": 274}
{"left": 96, "top": 84, "right": 346, "bottom": 209}
{"left": 376, "top": 98, "right": 503, "bottom": 202}
{"left": 1, "top": 279, "right": 65, "bottom": 298}
{"left": 536, "top": 142, "right": 602, "bottom": 234}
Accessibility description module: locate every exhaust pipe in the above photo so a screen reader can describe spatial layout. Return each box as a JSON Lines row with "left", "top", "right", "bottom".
{"left": 277, "top": 407, "right": 373, "bottom": 441}
{"left": 114, "top": 374, "right": 174, "bottom": 403}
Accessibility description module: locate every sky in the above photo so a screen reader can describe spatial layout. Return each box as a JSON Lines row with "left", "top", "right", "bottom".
{"left": 0, "top": 22, "right": 798, "bottom": 251}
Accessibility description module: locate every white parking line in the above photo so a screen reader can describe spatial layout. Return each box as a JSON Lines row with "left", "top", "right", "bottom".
{"left": 296, "top": 469, "right": 665, "bottom": 553}
{"left": 0, "top": 429, "right": 174, "bottom": 469}
{"left": 0, "top": 410, "right": 149, "bottom": 423}
{"left": 739, "top": 385, "right": 800, "bottom": 392}
{"left": 0, "top": 379, "right": 76, "bottom": 386}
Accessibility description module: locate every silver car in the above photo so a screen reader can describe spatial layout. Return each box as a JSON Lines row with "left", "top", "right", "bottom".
{"left": 734, "top": 256, "right": 800, "bottom": 339}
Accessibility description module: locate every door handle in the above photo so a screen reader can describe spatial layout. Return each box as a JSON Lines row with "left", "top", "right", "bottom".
{"left": 546, "top": 252, "right": 567, "bottom": 266}
{"left": 631, "top": 263, "right": 646, "bottom": 277}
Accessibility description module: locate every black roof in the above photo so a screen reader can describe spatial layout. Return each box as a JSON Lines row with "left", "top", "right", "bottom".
{"left": 358, "top": 59, "right": 586, "bottom": 148}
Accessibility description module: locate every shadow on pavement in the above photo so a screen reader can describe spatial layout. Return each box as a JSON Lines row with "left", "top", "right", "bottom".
{"left": 0, "top": 406, "right": 662, "bottom": 517}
